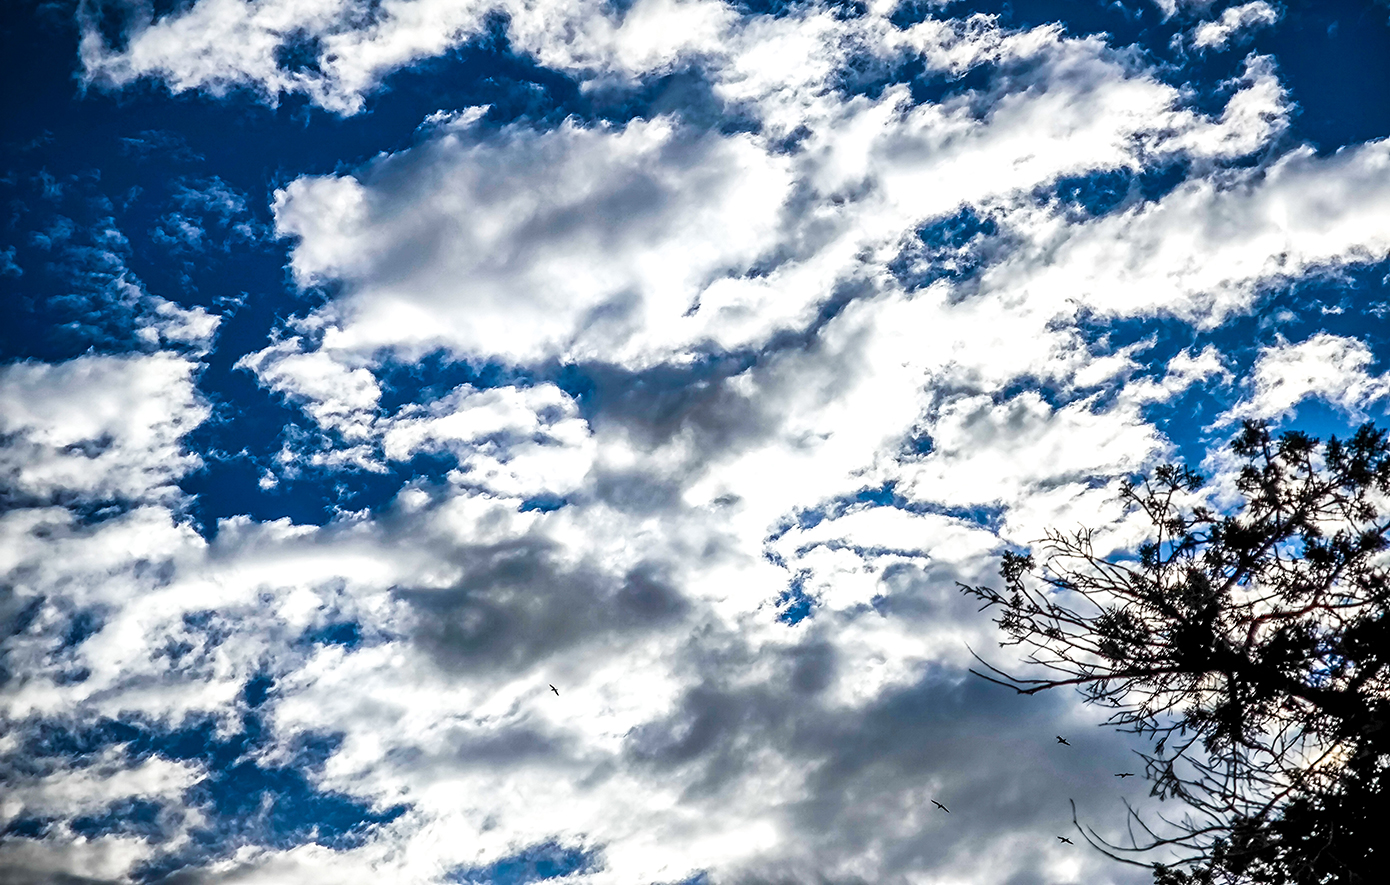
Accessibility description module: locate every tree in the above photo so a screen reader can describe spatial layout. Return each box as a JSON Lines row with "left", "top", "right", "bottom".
{"left": 959, "top": 420, "right": 1390, "bottom": 884}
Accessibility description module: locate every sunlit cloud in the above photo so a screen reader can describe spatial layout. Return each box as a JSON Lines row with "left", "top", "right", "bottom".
{"left": 6, "top": 1, "right": 1390, "bottom": 883}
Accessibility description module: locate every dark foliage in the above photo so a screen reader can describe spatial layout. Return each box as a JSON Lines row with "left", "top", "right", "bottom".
{"left": 959, "top": 421, "right": 1390, "bottom": 884}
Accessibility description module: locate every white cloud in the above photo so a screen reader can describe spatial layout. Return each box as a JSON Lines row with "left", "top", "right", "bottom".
{"left": 0, "top": 327, "right": 1162, "bottom": 885}
{"left": 271, "top": 115, "right": 795, "bottom": 367}
{"left": 1168, "top": 54, "right": 1287, "bottom": 158}
{"left": 253, "top": 15, "right": 1295, "bottom": 407}
{"left": 80, "top": 0, "right": 736, "bottom": 115}
{"left": 1148, "top": 0, "right": 1217, "bottom": 19}
{"left": 21, "top": 3, "right": 1390, "bottom": 885}
{"left": 0, "top": 832, "right": 162, "bottom": 885}
{"left": 897, "top": 389, "right": 1164, "bottom": 543}
{"left": 1, "top": 752, "right": 200, "bottom": 824}
{"left": 977, "top": 139, "right": 1390, "bottom": 330}
{"left": 17, "top": 189, "right": 223, "bottom": 353}
{"left": 1122, "top": 344, "right": 1232, "bottom": 405}
{"left": 0, "top": 353, "right": 209, "bottom": 505}
{"left": 1192, "top": 2, "right": 1281, "bottom": 50}
{"left": 237, "top": 336, "right": 382, "bottom": 439}
{"left": 383, "top": 382, "right": 595, "bottom": 498}
{"left": 1232, "top": 332, "right": 1390, "bottom": 421}
{"left": 152, "top": 177, "right": 261, "bottom": 252}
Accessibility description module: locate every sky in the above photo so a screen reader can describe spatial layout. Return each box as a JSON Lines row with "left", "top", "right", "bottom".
{"left": 3, "top": 0, "right": 1390, "bottom": 883}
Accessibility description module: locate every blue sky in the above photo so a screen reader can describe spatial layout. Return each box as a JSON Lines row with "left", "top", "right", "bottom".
{"left": 3, "top": 1, "right": 1390, "bottom": 883}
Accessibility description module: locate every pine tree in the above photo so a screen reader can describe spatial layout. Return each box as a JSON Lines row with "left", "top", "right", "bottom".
{"left": 960, "top": 421, "right": 1390, "bottom": 883}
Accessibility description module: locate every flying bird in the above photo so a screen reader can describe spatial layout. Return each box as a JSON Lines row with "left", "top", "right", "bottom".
{"left": 931, "top": 800, "right": 950, "bottom": 813}
{"left": 549, "top": 684, "right": 560, "bottom": 696}
{"left": 1057, "top": 836, "right": 1074, "bottom": 845}
{"left": 1115, "top": 772, "right": 1135, "bottom": 778}
{"left": 1055, "top": 735, "right": 1070, "bottom": 746}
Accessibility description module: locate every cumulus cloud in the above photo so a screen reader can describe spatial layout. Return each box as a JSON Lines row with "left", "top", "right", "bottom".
{"left": 1191, "top": 2, "right": 1281, "bottom": 50}
{"left": 0, "top": 353, "right": 209, "bottom": 506}
{"left": 254, "top": 15, "right": 1295, "bottom": 401}
{"left": 271, "top": 115, "right": 795, "bottom": 366}
{"left": 79, "top": 0, "right": 736, "bottom": 114}
{"left": 0, "top": 337, "right": 1161, "bottom": 885}
{"left": 237, "top": 337, "right": 383, "bottom": 440}
{"left": 977, "top": 139, "right": 1390, "bottom": 329}
{"left": 1232, "top": 332, "right": 1390, "bottom": 421}
{"left": 1122, "top": 345, "right": 1232, "bottom": 405}
{"left": 14, "top": 2, "right": 1390, "bottom": 884}
{"left": 383, "top": 382, "right": 595, "bottom": 498}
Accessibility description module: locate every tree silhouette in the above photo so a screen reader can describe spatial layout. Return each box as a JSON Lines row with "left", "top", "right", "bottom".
{"left": 959, "top": 421, "right": 1390, "bottom": 884}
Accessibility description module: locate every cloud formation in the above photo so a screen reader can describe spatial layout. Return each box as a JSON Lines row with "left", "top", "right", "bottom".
{"left": 1191, "top": 2, "right": 1281, "bottom": 50}
{"left": 0, "top": 353, "right": 209, "bottom": 506}
{"left": 1235, "top": 332, "right": 1390, "bottom": 421}
{"left": 7, "top": 2, "right": 1390, "bottom": 884}
{"left": 79, "top": 0, "right": 737, "bottom": 114}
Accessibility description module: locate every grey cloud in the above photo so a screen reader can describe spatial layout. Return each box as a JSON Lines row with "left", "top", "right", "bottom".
{"left": 397, "top": 539, "right": 688, "bottom": 674}
{"left": 389, "top": 721, "right": 567, "bottom": 772}
{"left": 623, "top": 662, "right": 1155, "bottom": 883}
{"left": 616, "top": 565, "right": 689, "bottom": 623}
{"left": 625, "top": 682, "right": 785, "bottom": 797}
{"left": 0, "top": 869, "right": 120, "bottom": 885}
{"left": 588, "top": 469, "right": 686, "bottom": 515}
{"left": 577, "top": 359, "right": 772, "bottom": 451}
{"left": 787, "top": 639, "right": 837, "bottom": 695}
{"left": 868, "top": 561, "right": 972, "bottom": 619}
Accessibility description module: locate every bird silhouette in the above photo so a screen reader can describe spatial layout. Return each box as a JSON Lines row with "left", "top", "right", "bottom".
{"left": 1115, "top": 772, "right": 1135, "bottom": 778}
{"left": 549, "top": 684, "right": 560, "bottom": 696}
{"left": 1055, "top": 735, "right": 1070, "bottom": 746}
{"left": 1057, "top": 836, "right": 1074, "bottom": 845}
{"left": 931, "top": 800, "right": 949, "bottom": 813}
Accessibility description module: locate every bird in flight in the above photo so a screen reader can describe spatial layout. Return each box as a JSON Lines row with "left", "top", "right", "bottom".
{"left": 1057, "top": 836, "right": 1074, "bottom": 845}
{"left": 549, "top": 684, "right": 560, "bottom": 696}
{"left": 1055, "top": 736, "right": 1070, "bottom": 746}
{"left": 1115, "top": 772, "right": 1135, "bottom": 778}
{"left": 931, "top": 800, "right": 950, "bottom": 813}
